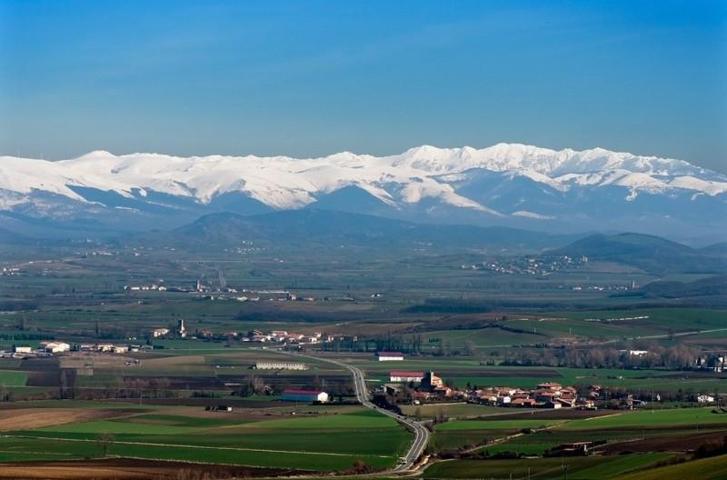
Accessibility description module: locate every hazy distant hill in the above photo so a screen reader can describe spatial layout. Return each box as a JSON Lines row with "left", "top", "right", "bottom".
{"left": 550, "top": 233, "right": 727, "bottom": 273}
{"left": 638, "top": 275, "right": 727, "bottom": 298}
{"left": 164, "top": 209, "right": 580, "bottom": 253}
{"left": 700, "top": 242, "right": 727, "bottom": 257}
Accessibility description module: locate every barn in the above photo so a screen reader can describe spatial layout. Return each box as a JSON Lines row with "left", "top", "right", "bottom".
{"left": 376, "top": 351, "right": 404, "bottom": 361}
{"left": 280, "top": 388, "right": 329, "bottom": 403}
{"left": 389, "top": 370, "right": 425, "bottom": 383}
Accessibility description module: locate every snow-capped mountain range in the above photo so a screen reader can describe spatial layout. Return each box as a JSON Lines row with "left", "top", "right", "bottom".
{"left": 1, "top": 143, "right": 725, "bottom": 240}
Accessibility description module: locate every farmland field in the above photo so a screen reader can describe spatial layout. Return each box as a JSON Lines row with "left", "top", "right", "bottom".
{"left": 616, "top": 453, "right": 727, "bottom": 480}
{"left": 422, "top": 453, "right": 674, "bottom": 479}
{"left": 0, "top": 405, "right": 410, "bottom": 472}
{"left": 0, "top": 370, "right": 26, "bottom": 386}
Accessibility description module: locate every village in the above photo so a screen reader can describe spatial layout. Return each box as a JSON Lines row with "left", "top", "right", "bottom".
{"left": 379, "top": 368, "right": 605, "bottom": 410}
{"left": 461, "top": 255, "right": 590, "bottom": 276}
{"left": 123, "top": 279, "right": 320, "bottom": 303}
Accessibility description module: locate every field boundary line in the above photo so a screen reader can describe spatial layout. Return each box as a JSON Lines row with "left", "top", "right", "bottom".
{"left": 0, "top": 434, "right": 394, "bottom": 458}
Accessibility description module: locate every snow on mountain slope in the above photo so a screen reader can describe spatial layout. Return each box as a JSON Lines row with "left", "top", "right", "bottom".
{"left": 0, "top": 144, "right": 725, "bottom": 227}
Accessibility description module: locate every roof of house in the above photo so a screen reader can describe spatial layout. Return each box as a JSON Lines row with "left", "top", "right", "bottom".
{"left": 389, "top": 370, "right": 425, "bottom": 377}
{"left": 281, "top": 388, "right": 325, "bottom": 395}
{"left": 377, "top": 351, "right": 404, "bottom": 356}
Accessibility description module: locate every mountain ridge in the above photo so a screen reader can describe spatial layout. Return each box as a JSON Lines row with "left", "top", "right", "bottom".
{"left": 1, "top": 143, "right": 725, "bottom": 241}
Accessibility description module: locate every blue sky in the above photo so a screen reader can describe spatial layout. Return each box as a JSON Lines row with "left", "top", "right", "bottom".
{"left": 1, "top": 0, "right": 725, "bottom": 172}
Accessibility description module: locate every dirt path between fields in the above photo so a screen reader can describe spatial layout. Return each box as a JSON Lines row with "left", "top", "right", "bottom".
{"left": 0, "top": 408, "right": 134, "bottom": 432}
{"left": 0, "top": 458, "right": 303, "bottom": 479}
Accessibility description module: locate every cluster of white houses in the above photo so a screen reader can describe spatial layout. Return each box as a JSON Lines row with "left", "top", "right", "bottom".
{"left": 243, "top": 330, "right": 323, "bottom": 345}
{"left": 8, "top": 341, "right": 152, "bottom": 357}
{"left": 695, "top": 354, "right": 727, "bottom": 373}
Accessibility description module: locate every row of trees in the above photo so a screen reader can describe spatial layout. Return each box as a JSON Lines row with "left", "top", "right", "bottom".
{"left": 500, "top": 344, "right": 701, "bottom": 370}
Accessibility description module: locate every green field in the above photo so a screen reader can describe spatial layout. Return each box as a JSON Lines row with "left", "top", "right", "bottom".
{"left": 562, "top": 408, "right": 727, "bottom": 430}
{"left": 431, "top": 407, "right": 727, "bottom": 455}
{"left": 422, "top": 453, "right": 673, "bottom": 479}
{"left": 616, "top": 454, "right": 727, "bottom": 480}
{"left": 2, "top": 406, "right": 410, "bottom": 471}
{"left": 400, "top": 403, "right": 502, "bottom": 419}
{"left": 0, "top": 369, "right": 27, "bottom": 386}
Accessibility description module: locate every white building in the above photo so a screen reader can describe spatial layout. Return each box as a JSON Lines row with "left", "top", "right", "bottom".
{"left": 697, "top": 394, "right": 716, "bottom": 404}
{"left": 41, "top": 341, "right": 71, "bottom": 353}
{"left": 280, "top": 389, "right": 329, "bottom": 403}
{"left": 619, "top": 350, "right": 649, "bottom": 357}
{"left": 13, "top": 345, "right": 32, "bottom": 354}
{"left": 377, "top": 351, "right": 404, "bottom": 361}
{"left": 389, "top": 371, "right": 425, "bottom": 383}
{"left": 152, "top": 328, "right": 169, "bottom": 338}
{"left": 255, "top": 361, "right": 308, "bottom": 371}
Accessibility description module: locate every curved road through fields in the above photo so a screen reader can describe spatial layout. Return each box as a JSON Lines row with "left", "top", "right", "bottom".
{"left": 284, "top": 351, "right": 430, "bottom": 473}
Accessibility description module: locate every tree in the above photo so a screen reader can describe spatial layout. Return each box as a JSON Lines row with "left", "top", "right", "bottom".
{"left": 96, "top": 432, "right": 115, "bottom": 457}
{"left": 350, "top": 459, "right": 372, "bottom": 474}
{"left": 414, "top": 407, "right": 422, "bottom": 421}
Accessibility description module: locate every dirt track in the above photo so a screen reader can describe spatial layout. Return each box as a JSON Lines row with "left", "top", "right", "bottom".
{"left": 0, "top": 458, "right": 305, "bottom": 479}
{"left": 0, "top": 408, "right": 132, "bottom": 431}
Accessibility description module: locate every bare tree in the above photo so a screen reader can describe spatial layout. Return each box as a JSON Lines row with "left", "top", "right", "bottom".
{"left": 96, "top": 432, "right": 115, "bottom": 457}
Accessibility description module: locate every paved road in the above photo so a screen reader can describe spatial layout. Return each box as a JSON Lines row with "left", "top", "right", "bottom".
{"left": 284, "top": 351, "right": 430, "bottom": 473}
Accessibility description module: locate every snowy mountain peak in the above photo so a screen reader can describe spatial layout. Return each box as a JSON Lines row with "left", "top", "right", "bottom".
{"left": 0, "top": 144, "right": 725, "bottom": 238}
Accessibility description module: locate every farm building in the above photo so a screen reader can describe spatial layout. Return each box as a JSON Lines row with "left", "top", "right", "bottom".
{"left": 697, "top": 394, "right": 716, "bottom": 404}
{"left": 206, "top": 405, "right": 233, "bottom": 412}
{"left": 40, "top": 341, "right": 71, "bottom": 353}
{"left": 152, "top": 328, "right": 170, "bottom": 338}
{"left": 254, "top": 361, "right": 308, "bottom": 370}
{"left": 280, "top": 388, "right": 329, "bottom": 403}
{"left": 389, "top": 370, "right": 424, "bottom": 383}
{"left": 550, "top": 441, "right": 593, "bottom": 456}
{"left": 376, "top": 351, "right": 404, "bottom": 361}
{"left": 12, "top": 345, "right": 32, "bottom": 354}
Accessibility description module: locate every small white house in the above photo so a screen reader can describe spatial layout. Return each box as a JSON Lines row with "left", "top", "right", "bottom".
{"left": 697, "top": 394, "right": 716, "bottom": 404}
{"left": 13, "top": 345, "right": 32, "bottom": 354}
{"left": 152, "top": 328, "right": 170, "bottom": 338}
{"left": 377, "top": 351, "right": 404, "bottom": 361}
